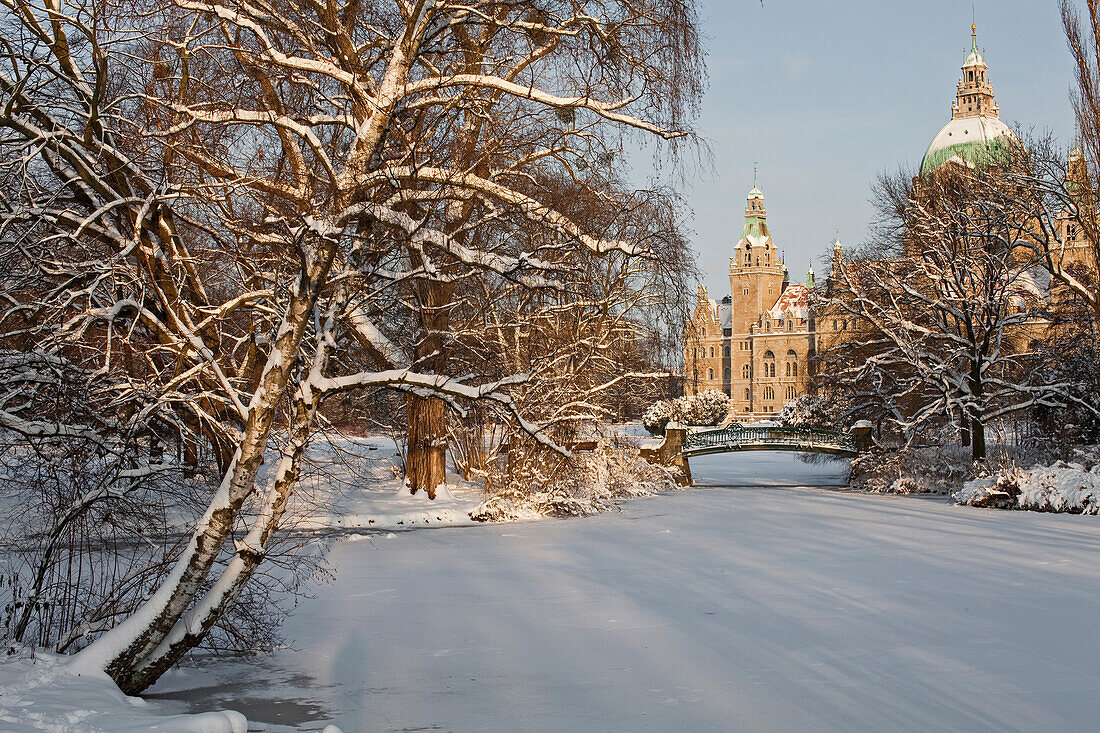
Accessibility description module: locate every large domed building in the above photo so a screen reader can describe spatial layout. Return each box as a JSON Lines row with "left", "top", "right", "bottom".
{"left": 921, "top": 25, "right": 1017, "bottom": 176}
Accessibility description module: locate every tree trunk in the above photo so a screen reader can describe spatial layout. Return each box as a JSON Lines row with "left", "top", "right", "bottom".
{"left": 404, "top": 275, "right": 454, "bottom": 498}
{"left": 406, "top": 394, "right": 447, "bottom": 499}
{"left": 970, "top": 415, "right": 986, "bottom": 462}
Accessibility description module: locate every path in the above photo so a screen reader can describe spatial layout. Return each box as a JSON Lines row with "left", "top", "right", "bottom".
{"left": 150, "top": 453, "right": 1100, "bottom": 732}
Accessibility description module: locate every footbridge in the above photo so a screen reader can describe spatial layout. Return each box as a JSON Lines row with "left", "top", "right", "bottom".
{"left": 641, "top": 422, "right": 871, "bottom": 486}
{"left": 683, "top": 424, "right": 857, "bottom": 457}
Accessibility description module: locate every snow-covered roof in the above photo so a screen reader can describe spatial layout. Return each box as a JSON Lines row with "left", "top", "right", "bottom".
{"left": 767, "top": 284, "right": 810, "bottom": 320}
{"left": 717, "top": 303, "right": 732, "bottom": 330}
{"left": 1011, "top": 268, "right": 1049, "bottom": 302}
{"left": 963, "top": 28, "right": 985, "bottom": 68}
{"left": 741, "top": 216, "right": 770, "bottom": 246}
{"left": 921, "top": 115, "right": 1015, "bottom": 176}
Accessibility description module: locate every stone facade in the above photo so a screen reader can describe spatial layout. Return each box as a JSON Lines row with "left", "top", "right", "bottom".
{"left": 684, "top": 186, "right": 816, "bottom": 418}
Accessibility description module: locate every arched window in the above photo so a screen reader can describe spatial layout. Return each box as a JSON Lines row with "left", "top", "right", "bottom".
{"left": 787, "top": 350, "right": 798, "bottom": 378}
{"left": 724, "top": 368, "right": 731, "bottom": 381}
{"left": 764, "top": 386, "right": 774, "bottom": 400}
{"left": 723, "top": 346, "right": 730, "bottom": 358}
{"left": 763, "top": 351, "right": 775, "bottom": 378}
{"left": 709, "top": 346, "right": 714, "bottom": 358}
{"left": 786, "top": 362, "right": 791, "bottom": 377}
{"left": 744, "top": 388, "right": 750, "bottom": 400}
{"left": 786, "top": 386, "right": 796, "bottom": 400}
{"left": 742, "top": 364, "right": 750, "bottom": 379}
{"left": 708, "top": 368, "right": 714, "bottom": 380}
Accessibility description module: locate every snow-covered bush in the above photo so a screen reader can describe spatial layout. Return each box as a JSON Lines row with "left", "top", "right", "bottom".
{"left": 678, "top": 390, "right": 731, "bottom": 426}
{"left": 642, "top": 391, "right": 730, "bottom": 434}
{"left": 642, "top": 399, "right": 680, "bottom": 435}
{"left": 778, "top": 395, "right": 831, "bottom": 428}
{"left": 954, "top": 448, "right": 1100, "bottom": 513}
{"left": 849, "top": 445, "right": 974, "bottom": 495}
{"left": 470, "top": 443, "right": 676, "bottom": 521}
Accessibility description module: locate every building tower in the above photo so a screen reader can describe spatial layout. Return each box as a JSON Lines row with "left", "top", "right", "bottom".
{"left": 729, "top": 184, "right": 786, "bottom": 335}
{"left": 953, "top": 24, "right": 998, "bottom": 119}
{"left": 921, "top": 23, "right": 1015, "bottom": 176}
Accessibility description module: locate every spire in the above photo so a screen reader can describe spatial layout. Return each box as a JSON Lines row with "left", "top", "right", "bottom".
{"left": 806, "top": 264, "right": 815, "bottom": 288}
{"left": 955, "top": 23, "right": 996, "bottom": 119}
{"left": 833, "top": 229, "right": 842, "bottom": 251}
{"left": 746, "top": 168, "right": 765, "bottom": 217}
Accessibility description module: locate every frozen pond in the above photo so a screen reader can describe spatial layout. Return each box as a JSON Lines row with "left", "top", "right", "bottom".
{"left": 150, "top": 452, "right": 1100, "bottom": 732}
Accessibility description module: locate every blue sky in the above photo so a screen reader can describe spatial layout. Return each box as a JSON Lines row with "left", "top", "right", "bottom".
{"left": 647, "top": 0, "right": 1078, "bottom": 297}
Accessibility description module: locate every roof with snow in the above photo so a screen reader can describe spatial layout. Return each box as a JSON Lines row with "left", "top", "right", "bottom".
{"left": 921, "top": 116, "right": 1015, "bottom": 176}
{"left": 741, "top": 216, "right": 770, "bottom": 244}
{"left": 963, "top": 29, "right": 985, "bottom": 68}
{"left": 717, "top": 302, "right": 732, "bottom": 330}
{"left": 767, "top": 284, "right": 810, "bottom": 320}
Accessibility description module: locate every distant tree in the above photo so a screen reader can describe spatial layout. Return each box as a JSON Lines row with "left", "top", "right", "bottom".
{"left": 819, "top": 166, "right": 1072, "bottom": 461}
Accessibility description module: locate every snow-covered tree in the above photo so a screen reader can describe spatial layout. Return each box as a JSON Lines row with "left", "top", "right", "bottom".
{"left": 0, "top": 0, "right": 704, "bottom": 693}
{"left": 819, "top": 166, "right": 1077, "bottom": 460}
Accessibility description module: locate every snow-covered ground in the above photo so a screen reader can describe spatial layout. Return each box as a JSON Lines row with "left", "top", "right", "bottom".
{"left": 143, "top": 451, "right": 1100, "bottom": 732}
{"left": 286, "top": 435, "right": 484, "bottom": 530}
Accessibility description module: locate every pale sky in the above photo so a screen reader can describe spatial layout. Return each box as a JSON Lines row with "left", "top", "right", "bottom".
{"left": 643, "top": 0, "right": 1079, "bottom": 298}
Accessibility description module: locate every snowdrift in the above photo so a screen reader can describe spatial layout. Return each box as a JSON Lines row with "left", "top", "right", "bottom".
{"left": 955, "top": 450, "right": 1100, "bottom": 514}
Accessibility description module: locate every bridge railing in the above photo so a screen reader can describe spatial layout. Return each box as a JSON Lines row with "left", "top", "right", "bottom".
{"left": 683, "top": 424, "right": 856, "bottom": 454}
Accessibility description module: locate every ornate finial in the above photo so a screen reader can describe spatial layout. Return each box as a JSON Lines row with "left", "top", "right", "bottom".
{"left": 753, "top": 162, "right": 758, "bottom": 188}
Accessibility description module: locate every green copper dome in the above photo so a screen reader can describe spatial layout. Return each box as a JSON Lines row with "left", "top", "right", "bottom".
{"left": 920, "top": 115, "right": 1015, "bottom": 176}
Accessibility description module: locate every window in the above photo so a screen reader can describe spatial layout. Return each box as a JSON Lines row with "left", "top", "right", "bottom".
{"left": 743, "top": 288, "right": 749, "bottom": 295}
{"left": 709, "top": 347, "right": 715, "bottom": 358}
{"left": 742, "top": 364, "right": 750, "bottom": 379}
{"left": 724, "top": 368, "right": 731, "bottom": 380}
{"left": 692, "top": 348, "right": 697, "bottom": 359}
{"left": 763, "top": 350, "right": 776, "bottom": 378}
{"left": 764, "top": 386, "right": 774, "bottom": 400}
{"left": 708, "top": 368, "right": 714, "bottom": 380}
{"left": 744, "top": 388, "right": 750, "bottom": 400}
{"left": 786, "top": 362, "right": 791, "bottom": 377}
{"left": 786, "top": 386, "right": 796, "bottom": 400}
{"left": 723, "top": 346, "right": 730, "bottom": 358}
{"left": 787, "top": 350, "right": 798, "bottom": 378}
{"left": 833, "top": 319, "right": 839, "bottom": 330}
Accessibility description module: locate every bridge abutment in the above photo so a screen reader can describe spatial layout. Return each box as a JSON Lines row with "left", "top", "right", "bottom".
{"left": 640, "top": 424, "right": 693, "bottom": 486}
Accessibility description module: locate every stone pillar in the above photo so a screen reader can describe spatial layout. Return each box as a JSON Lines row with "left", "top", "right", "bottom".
{"left": 851, "top": 420, "right": 874, "bottom": 454}
{"left": 640, "top": 423, "right": 693, "bottom": 486}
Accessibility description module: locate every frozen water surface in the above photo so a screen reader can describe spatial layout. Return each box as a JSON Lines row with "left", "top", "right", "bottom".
{"left": 150, "top": 452, "right": 1100, "bottom": 732}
